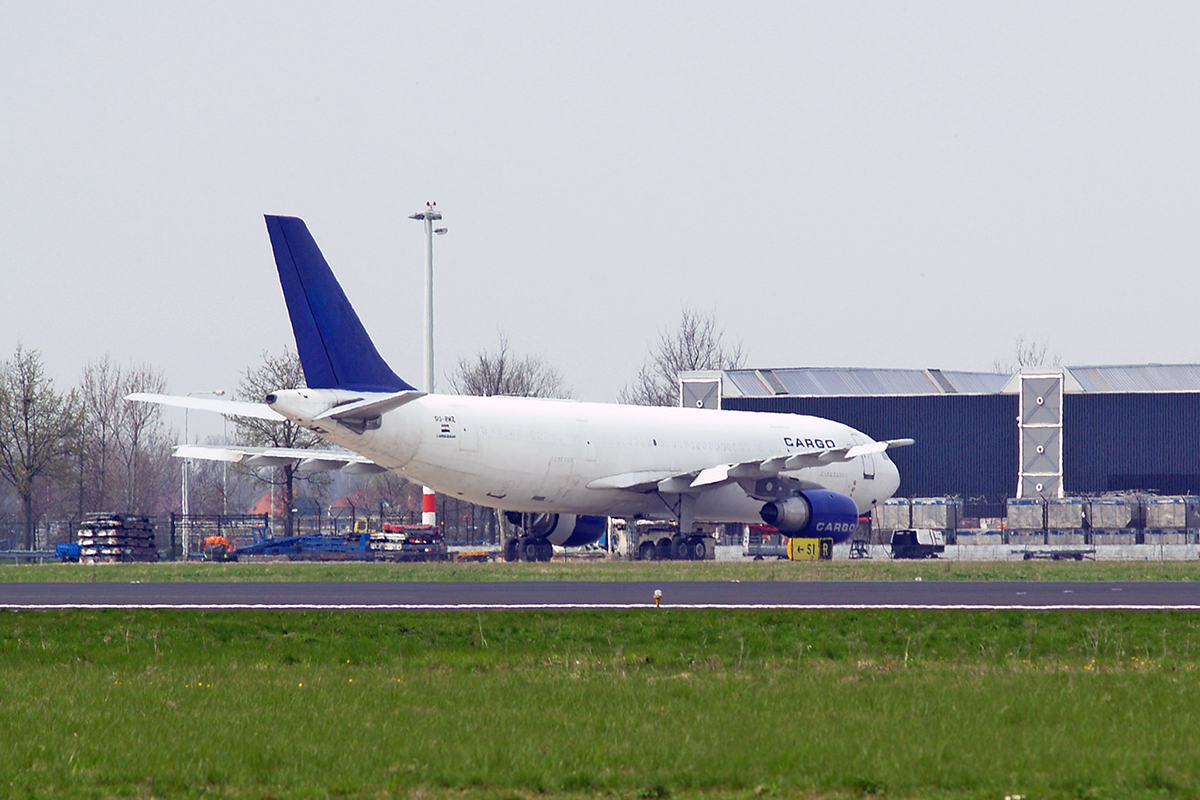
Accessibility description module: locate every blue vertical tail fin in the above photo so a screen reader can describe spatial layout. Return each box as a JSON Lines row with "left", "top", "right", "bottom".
{"left": 264, "top": 215, "right": 415, "bottom": 393}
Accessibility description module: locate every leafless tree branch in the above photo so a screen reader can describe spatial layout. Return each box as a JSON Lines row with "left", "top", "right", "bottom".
{"left": 620, "top": 306, "right": 745, "bottom": 406}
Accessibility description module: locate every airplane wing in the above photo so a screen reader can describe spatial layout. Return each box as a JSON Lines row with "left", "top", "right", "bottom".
{"left": 585, "top": 471, "right": 680, "bottom": 492}
{"left": 587, "top": 438, "right": 916, "bottom": 494}
{"left": 176, "top": 444, "right": 387, "bottom": 474}
{"left": 125, "top": 393, "right": 285, "bottom": 421}
{"left": 692, "top": 437, "right": 917, "bottom": 486}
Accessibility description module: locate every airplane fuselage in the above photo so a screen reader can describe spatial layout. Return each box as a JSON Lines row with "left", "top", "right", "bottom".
{"left": 268, "top": 389, "right": 901, "bottom": 524}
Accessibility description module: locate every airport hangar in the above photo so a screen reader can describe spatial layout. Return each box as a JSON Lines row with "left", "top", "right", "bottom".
{"left": 680, "top": 364, "right": 1200, "bottom": 519}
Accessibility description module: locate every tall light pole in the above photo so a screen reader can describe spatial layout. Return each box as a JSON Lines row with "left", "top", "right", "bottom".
{"left": 181, "top": 389, "right": 224, "bottom": 559}
{"left": 408, "top": 202, "right": 447, "bottom": 527}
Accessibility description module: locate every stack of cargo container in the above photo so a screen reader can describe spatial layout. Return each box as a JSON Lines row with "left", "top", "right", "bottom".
{"left": 911, "top": 497, "right": 961, "bottom": 544}
{"left": 876, "top": 498, "right": 911, "bottom": 540}
{"left": 911, "top": 497, "right": 961, "bottom": 530}
{"left": 880, "top": 492, "right": 1200, "bottom": 552}
{"left": 1006, "top": 498, "right": 1045, "bottom": 546}
{"left": 1046, "top": 497, "right": 1086, "bottom": 545}
{"left": 1087, "top": 497, "right": 1142, "bottom": 545}
{"left": 1143, "top": 497, "right": 1199, "bottom": 545}
{"left": 876, "top": 497, "right": 967, "bottom": 543}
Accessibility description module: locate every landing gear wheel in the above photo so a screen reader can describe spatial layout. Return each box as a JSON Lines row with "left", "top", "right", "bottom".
{"left": 637, "top": 542, "right": 657, "bottom": 561}
{"left": 672, "top": 537, "right": 691, "bottom": 561}
{"left": 536, "top": 541, "right": 554, "bottom": 562}
{"left": 656, "top": 539, "right": 673, "bottom": 560}
{"left": 520, "top": 538, "right": 540, "bottom": 562}
{"left": 503, "top": 537, "right": 519, "bottom": 563}
{"left": 689, "top": 538, "right": 707, "bottom": 560}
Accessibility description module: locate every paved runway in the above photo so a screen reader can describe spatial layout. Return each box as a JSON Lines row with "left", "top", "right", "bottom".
{"left": 2, "top": 580, "right": 1199, "bottom": 609}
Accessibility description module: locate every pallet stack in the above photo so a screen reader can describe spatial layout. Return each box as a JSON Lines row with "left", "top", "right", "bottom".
{"left": 368, "top": 524, "right": 447, "bottom": 562}
{"left": 78, "top": 514, "right": 158, "bottom": 563}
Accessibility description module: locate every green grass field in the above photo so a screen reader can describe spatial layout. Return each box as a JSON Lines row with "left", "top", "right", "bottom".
{"left": 4, "top": 607, "right": 1200, "bottom": 799}
{"left": 2, "top": 556, "right": 1200, "bottom": 583}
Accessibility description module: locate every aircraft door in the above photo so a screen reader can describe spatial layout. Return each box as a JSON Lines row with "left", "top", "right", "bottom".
{"left": 851, "top": 434, "right": 876, "bottom": 480}
{"left": 535, "top": 456, "right": 575, "bottom": 502}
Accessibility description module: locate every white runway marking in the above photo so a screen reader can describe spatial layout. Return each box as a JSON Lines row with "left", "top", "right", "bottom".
{"left": 6, "top": 603, "right": 1200, "bottom": 611}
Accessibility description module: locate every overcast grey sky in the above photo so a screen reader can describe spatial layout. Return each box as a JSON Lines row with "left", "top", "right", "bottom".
{"left": 3, "top": 2, "right": 1199, "bottom": 421}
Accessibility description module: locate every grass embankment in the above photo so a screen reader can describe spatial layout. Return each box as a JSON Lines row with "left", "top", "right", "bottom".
{"left": 3, "top": 608, "right": 1200, "bottom": 799}
{"left": 2, "top": 557, "right": 1200, "bottom": 583}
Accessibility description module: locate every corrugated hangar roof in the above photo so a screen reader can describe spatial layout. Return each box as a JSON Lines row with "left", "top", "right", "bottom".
{"left": 715, "top": 364, "right": 1200, "bottom": 397}
{"left": 1068, "top": 364, "right": 1200, "bottom": 393}
{"left": 724, "top": 367, "right": 1010, "bottom": 397}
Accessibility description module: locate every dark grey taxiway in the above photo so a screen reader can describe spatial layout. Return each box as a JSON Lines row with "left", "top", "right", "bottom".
{"left": 2, "top": 581, "right": 1199, "bottom": 609}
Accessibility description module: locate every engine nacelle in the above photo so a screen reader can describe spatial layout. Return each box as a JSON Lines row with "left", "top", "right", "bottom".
{"left": 511, "top": 512, "right": 606, "bottom": 548}
{"left": 760, "top": 489, "right": 859, "bottom": 543}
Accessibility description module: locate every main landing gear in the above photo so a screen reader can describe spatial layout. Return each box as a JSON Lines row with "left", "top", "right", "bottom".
{"left": 502, "top": 512, "right": 555, "bottom": 562}
{"left": 503, "top": 535, "right": 553, "bottom": 562}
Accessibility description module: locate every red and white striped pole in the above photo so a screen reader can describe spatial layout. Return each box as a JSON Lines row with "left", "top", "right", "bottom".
{"left": 422, "top": 486, "right": 436, "bottom": 527}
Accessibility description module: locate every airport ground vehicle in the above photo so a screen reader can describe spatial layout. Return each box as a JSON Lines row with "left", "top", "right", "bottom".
{"left": 187, "top": 524, "right": 449, "bottom": 563}
{"left": 202, "top": 535, "right": 237, "bottom": 562}
{"left": 231, "top": 532, "right": 374, "bottom": 561}
{"left": 610, "top": 519, "right": 717, "bottom": 561}
{"left": 55, "top": 543, "right": 81, "bottom": 562}
{"left": 889, "top": 528, "right": 945, "bottom": 559}
{"left": 1020, "top": 547, "right": 1094, "bottom": 561}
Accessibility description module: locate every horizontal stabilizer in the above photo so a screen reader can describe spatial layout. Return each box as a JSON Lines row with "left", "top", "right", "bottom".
{"left": 125, "top": 393, "right": 285, "bottom": 421}
{"left": 175, "top": 444, "right": 386, "bottom": 474}
{"left": 313, "top": 390, "right": 425, "bottom": 422}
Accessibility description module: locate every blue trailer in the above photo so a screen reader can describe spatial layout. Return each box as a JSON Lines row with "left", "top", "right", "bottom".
{"left": 233, "top": 532, "right": 374, "bottom": 561}
{"left": 55, "top": 543, "right": 82, "bottom": 562}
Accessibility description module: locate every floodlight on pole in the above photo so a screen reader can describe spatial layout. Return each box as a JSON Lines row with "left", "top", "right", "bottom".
{"left": 409, "top": 202, "right": 447, "bottom": 527}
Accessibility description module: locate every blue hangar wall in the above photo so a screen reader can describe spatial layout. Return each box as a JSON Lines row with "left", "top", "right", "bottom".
{"left": 723, "top": 393, "right": 1200, "bottom": 503}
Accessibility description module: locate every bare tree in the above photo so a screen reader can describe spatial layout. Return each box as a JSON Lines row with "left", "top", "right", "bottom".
{"left": 993, "top": 336, "right": 1062, "bottom": 374}
{"left": 620, "top": 306, "right": 746, "bottom": 406}
{"left": 448, "top": 331, "right": 572, "bottom": 398}
{"left": 115, "top": 363, "right": 174, "bottom": 513}
{"left": 187, "top": 452, "right": 257, "bottom": 517}
{"left": 81, "top": 356, "right": 174, "bottom": 515}
{"left": 235, "top": 348, "right": 328, "bottom": 537}
{"left": 0, "top": 345, "right": 83, "bottom": 548}
{"left": 332, "top": 470, "right": 422, "bottom": 524}
{"left": 78, "top": 356, "right": 122, "bottom": 513}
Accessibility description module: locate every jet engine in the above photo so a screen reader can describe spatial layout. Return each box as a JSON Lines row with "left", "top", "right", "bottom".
{"left": 759, "top": 489, "right": 859, "bottom": 542}
{"left": 529, "top": 513, "right": 607, "bottom": 547}
{"left": 504, "top": 512, "right": 607, "bottom": 555}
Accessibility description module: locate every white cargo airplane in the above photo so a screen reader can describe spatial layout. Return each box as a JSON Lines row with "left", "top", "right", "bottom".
{"left": 132, "top": 216, "right": 912, "bottom": 560}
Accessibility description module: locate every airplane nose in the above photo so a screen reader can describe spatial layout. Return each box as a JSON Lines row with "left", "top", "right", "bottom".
{"left": 880, "top": 455, "right": 901, "bottom": 500}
